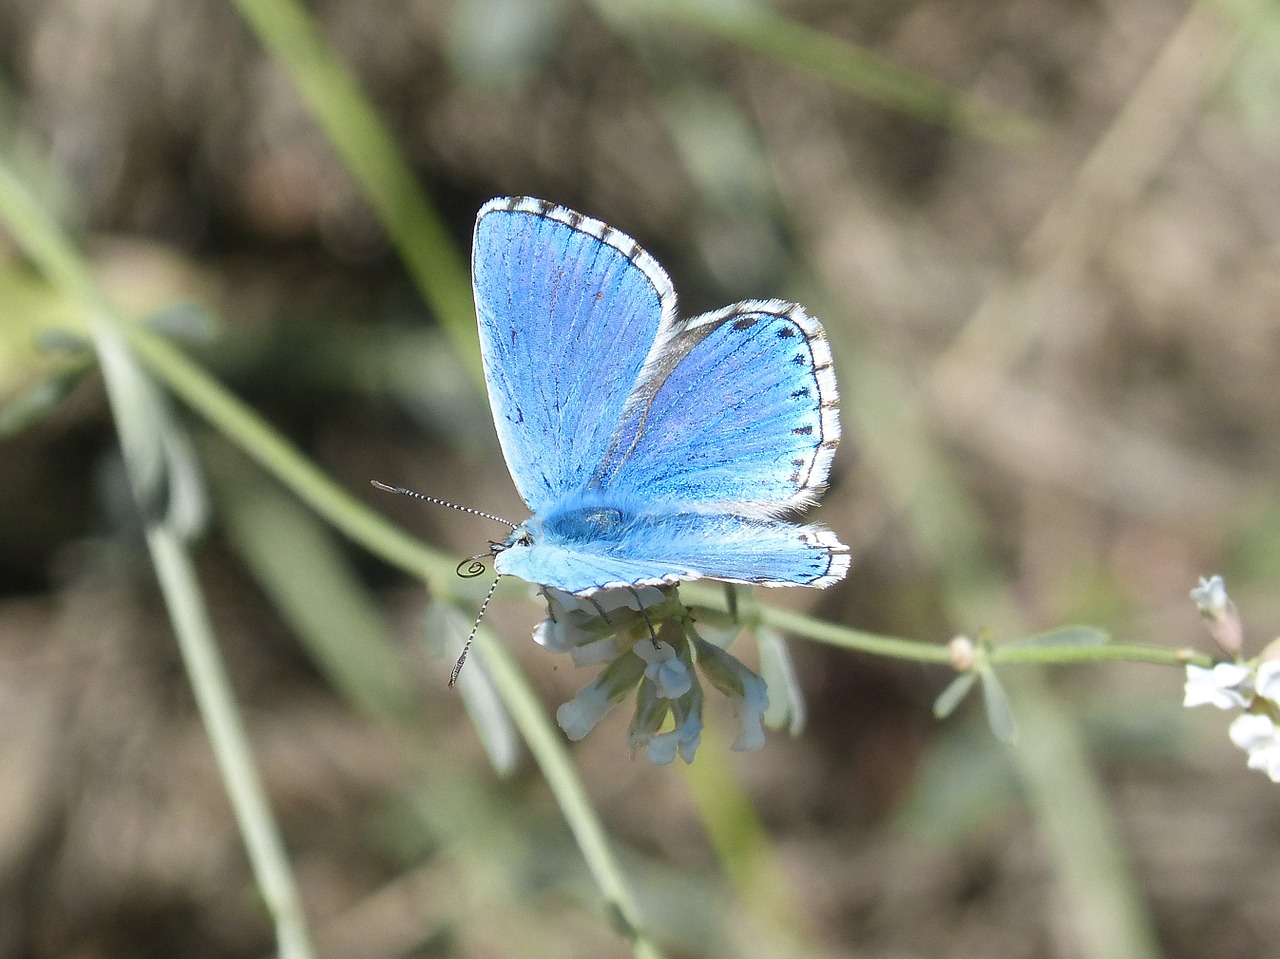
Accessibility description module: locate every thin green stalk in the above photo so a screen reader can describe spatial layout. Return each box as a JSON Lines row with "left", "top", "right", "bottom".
{"left": 614, "top": 0, "right": 1041, "bottom": 145}
{"left": 684, "top": 586, "right": 1212, "bottom": 671}
{"left": 125, "top": 327, "right": 458, "bottom": 588}
{"left": 146, "top": 526, "right": 315, "bottom": 959}
{"left": 758, "top": 604, "right": 954, "bottom": 664}
{"left": 473, "top": 638, "right": 666, "bottom": 959}
{"left": 125, "top": 316, "right": 667, "bottom": 959}
{"left": 225, "top": 0, "right": 478, "bottom": 379}
{"left": 0, "top": 160, "right": 316, "bottom": 959}
{"left": 991, "top": 643, "right": 1211, "bottom": 668}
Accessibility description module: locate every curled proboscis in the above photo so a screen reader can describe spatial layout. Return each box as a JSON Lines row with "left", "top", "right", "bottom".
{"left": 456, "top": 556, "right": 487, "bottom": 579}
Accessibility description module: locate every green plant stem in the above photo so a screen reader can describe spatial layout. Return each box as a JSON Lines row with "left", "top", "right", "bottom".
{"left": 1, "top": 159, "right": 317, "bottom": 959}
{"left": 990, "top": 643, "right": 1210, "bottom": 667}
{"left": 146, "top": 526, "right": 316, "bottom": 959}
{"left": 757, "top": 604, "right": 954, "bottom": 664}
{"left": 685, "top": 585, "right": 1211, "bottom": 670}
{"left": 225, "top": 0, "right": 478, "bottom": 379}
{"left": 614, "top": 0, "right": 1041, "bottom": 145}
{"left": 126, "top": 327, "right": 458, "bottom": 587}
{"left": 473, "top": 638, "right": 665, "bottom": 959}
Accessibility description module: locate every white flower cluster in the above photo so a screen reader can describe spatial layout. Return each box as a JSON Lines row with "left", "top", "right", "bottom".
{"left": 536, "top": 586, "right": 768, "bottom": 765}
{"left": 1184, "top": 575, "right": 1280, "bottom": 782}
{"left": 1184, "top": 660, "right": 1280, "bottom": 781}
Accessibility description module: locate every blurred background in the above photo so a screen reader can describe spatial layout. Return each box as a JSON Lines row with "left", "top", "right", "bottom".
{"left": 2, "top": 0, "right": 1280, "bottom": 956}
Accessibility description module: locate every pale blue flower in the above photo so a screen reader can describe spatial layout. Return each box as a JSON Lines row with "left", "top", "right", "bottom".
{"left": 555, "top": 647, "right": 647, "bottom": 741}
{"left": 694, "top": 636, "right": 769, "bottom": 752}
{"left": 634, "top": 639, "right": 693, "bottom": 699}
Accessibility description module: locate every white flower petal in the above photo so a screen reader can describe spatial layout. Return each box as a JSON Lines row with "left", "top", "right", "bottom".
{"left": 1190, "top": 575, "right": 1230, "bottom": 619}
{"left": 1229, "top": 712, "right": 1276, "bottom": 752}
{"left": 635, "top": 640, "right": 692, "bottom": 699}
{"left": 556, "top": 682, "right": 616, "bottom": 741}
{"left": 1255, "top": 660, "right": 1280, "bottom": 703}
{"left": 569, "top": 635, "right": 620, "bottom": 666}
{"left": 1184, "top": 663, "right": 1252, "bottom": 710}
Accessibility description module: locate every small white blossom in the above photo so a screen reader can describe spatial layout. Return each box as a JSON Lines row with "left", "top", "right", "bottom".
{"left": 557, "top": 681, "right": 617, "bottom": 741}
{"left": 1189, "top": 574, "right": 1244, "bottom": 655}
{"left": 1255, "top": 659, "right": 1280, "bottom": 704}
{"left": 646, "top": 705, "right": 702, "bottom": 765}
{"left": 533, "top": 617, "right": 588, "bottom": 653}
{"left": 1190, "top": 575, "right": 1232, "bottom": 621}
{"left": 634, "top": 640, "right": 693, "bottom": 699}
{"left": 1229, "top": 713, "right": 1280, "bottom": 782}
{"left": 695, "top": 637, "right": 770, "bottom": 752}
{"left": 567, "top": 635, "right": 620, "bottom": 667}
{"left": 1183, "top": 662, "right": 1253, "bottom": 710}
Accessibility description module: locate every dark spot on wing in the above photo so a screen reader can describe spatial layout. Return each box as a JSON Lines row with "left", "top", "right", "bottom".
{"left": 776, "top": 326, "right": 796, "bottom": 338}
{"left": 793, "top": 425, "right": 814, "bottom": 435}
{"left": 792, "top": 457, "right": 806, "bottom": 466}
{"left": 732, "top": 317, "right": 759, "bottom": 331}
{"left": 793, "top": 353, "right": 808, "bottom": 366}
{"left": 791, "top": 386, "right": 811, "bottom": 399}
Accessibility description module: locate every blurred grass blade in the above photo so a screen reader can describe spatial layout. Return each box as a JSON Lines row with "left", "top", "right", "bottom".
{"left": 978, "top": 666, "right": 1017, "bottom": 743}
{"left": 756, "top": 626, "right": 806, "bottom": 735}
{"left": 1007, "top": 673, "right": 1164, "bottom": 959}
{"left": 215, "top": 451, "right": 417, "bottom": 719}
{"left": 1007, "top": 625, "right": 1110, "bottom": 649}
{"left": 425, "top": 601, "right": 521, "bottom": 775}
{"left": 932, "top": 670, "right": 978, "bottom": 720}
{"left": 226, "top": 0, "right": 478, "bottom": 378}
{"left": 603, "top": 0, "right": 1041, "bottom": 144}
{"left": 0, "top": 362, "right": 88, "bottom": 436}
{"left": 94, "top": 326, "right": 209, "bottom": 538}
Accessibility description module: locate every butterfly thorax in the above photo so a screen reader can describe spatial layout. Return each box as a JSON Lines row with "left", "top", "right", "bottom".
{"left": 507, "top": 502, "right": 630, "bottom": 550}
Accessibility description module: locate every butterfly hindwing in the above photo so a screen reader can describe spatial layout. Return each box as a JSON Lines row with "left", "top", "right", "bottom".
{"left": 473, "top": 197, "right": 677, "bottom": 514}
{"left": 494, "top": 504, "right": 849, "bottom": 594}
{"left": 590, "top": 300, "right": 839, "bottom": 513}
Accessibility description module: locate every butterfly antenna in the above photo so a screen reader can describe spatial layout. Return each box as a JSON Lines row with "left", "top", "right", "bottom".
{"left": 449, "top": 572, "right": 501, "bottom": 687}
{"left": 629, "top": 586, "right": 660, "bottom": 645}
{"left": 370, "top": 480, "right": 517, "bottom": 530}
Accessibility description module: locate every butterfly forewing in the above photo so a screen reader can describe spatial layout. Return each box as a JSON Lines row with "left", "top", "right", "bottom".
{"left": 472, "top": 197, "right": 676, "bottom": 514}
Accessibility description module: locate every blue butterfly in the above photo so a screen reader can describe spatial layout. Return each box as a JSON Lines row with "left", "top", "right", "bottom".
{"left": 474, "top": 196, "right": 849, "bottom": 596}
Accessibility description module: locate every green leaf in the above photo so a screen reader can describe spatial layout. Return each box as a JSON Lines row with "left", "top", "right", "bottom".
{"left": 932, "top": 671, "right": 978, "bottom": 720}
{"left": 425, "top": 601, "right": 520, "bottom": 776}
{"left": 1006, "top": 625, "right": 1110, "bottom": 649}
{"left": 979, "top": 666, "right": 1018, "bottom": 744}
{"left": 756, "top": 626, "right": 806, "bottom": 736}
{"left": 0, "top": 363, "right": 88, "bottom": 436}
{"left": 94, "top": 326, "right": 208, "bottom": 537}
